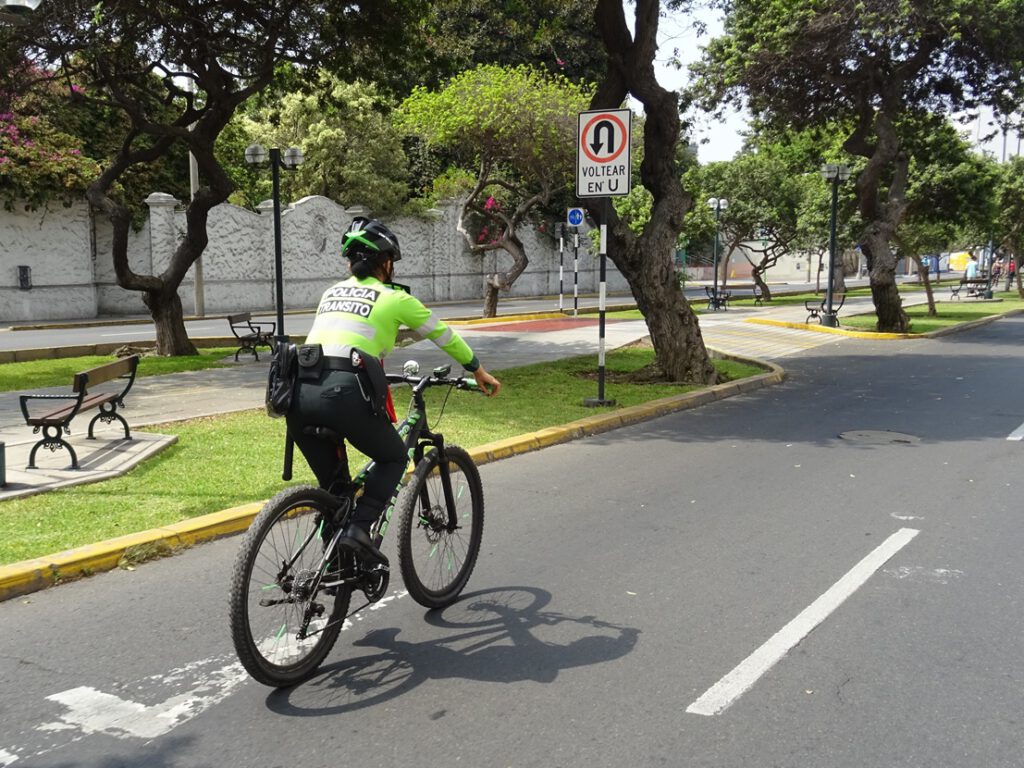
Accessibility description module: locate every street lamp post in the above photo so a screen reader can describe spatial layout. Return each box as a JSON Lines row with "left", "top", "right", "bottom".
{"left": 707, "top": 197, "right": 728, "bottom": 310}
{"left": 819, "top": 163, "right": 851, "bottom": 327}
{"left": 244, "top": 144, "right": 304, "bottom": 343}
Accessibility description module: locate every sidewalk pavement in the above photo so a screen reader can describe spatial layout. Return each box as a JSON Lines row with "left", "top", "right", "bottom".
{"left": 0, "top": 290, "right": 949, "bottom": 599}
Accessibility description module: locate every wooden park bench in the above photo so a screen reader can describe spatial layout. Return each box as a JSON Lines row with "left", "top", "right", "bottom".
{"left": 805, "top": 293, "right": 846, "bottom": 325}
{"left": 19, "top": 355, "right": 140, "bottom": 470}
{"left": 228, "top": 312, "right": 276, "bottom": 361}
{"left": 949, "top": 278, "right": 990, "bottom": 300}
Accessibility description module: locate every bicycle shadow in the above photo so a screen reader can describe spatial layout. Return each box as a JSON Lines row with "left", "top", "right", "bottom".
{"left": 264, "top": 586, "right": 639, "bottom": 716}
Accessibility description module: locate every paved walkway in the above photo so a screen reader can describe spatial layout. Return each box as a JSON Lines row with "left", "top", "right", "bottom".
{"left": 0, "top": 293, "right": 891, "bottom": 501}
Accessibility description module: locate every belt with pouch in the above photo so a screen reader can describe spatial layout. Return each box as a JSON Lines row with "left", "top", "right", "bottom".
{"left": 322, "top": 355, "right": 360, "bottom": 373}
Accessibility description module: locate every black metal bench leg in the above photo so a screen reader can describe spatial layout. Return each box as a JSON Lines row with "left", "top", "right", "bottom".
{"left": 87, "top": 404, "right": 132, "bottom": 440}
{"left": 27, "top": 427, "right": 79, "bottom": 470}
{"left": 236, "top": 338, "right": 259, "bottom": 361}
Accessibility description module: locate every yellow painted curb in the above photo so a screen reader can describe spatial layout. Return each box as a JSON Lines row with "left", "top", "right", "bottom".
{"left": 0, "top": 502, "right": 263, "bottom": 602}
{"left": 0, "top": 355, "right": 785, "bottom": 603}
{"left": 745, "top": 317, "right": 911, "bottom": 339}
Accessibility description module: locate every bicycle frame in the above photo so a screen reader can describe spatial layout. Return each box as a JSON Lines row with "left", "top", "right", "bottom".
{"left": 275, "top": 364, "right": 472, "bottom": 636}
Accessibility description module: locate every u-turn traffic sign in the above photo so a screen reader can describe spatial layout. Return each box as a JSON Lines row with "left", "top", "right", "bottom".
{"left": 576, "top": 108, "right": 632, "bottom": 198}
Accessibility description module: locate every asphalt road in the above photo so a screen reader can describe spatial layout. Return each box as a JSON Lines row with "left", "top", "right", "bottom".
{"left": 1, "top": 315, "right": 1022, "bottom": 767}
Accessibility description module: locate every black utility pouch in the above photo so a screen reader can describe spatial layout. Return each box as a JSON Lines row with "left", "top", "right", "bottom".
{"left": 351, "top": 347, "right": 388, "bottom": 416}
{"left": 296, "top": 343, "right": 325, "bottom": 381}
{"left": 265, "top": 342, "right": 298, "bottom": 418}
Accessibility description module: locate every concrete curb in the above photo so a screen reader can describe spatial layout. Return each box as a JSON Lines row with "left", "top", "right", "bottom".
{"left": 0, "top": 356, "right": 784, "bottom": 603}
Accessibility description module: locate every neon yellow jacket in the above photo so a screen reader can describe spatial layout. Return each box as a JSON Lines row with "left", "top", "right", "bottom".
{"left": 305, "top": 276, "right": 480, "bottom": 370}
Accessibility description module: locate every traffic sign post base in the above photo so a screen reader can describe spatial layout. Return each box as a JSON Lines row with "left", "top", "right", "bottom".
{"left": 583, "top": 397, "right": 616, "bottom": 408}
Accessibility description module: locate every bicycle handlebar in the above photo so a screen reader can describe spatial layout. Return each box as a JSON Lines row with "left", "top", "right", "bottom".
{"left": 385, "top": 369, "right": 479, "bottom": 394}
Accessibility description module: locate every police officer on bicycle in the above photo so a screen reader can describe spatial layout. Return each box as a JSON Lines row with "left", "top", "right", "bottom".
{"left": 287, "top": 217, "right": 501, "bottom": 566}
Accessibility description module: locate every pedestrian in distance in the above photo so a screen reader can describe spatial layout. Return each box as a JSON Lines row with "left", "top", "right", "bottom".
{"left": 965, "top": 253, "right": 979, "bottom": 280}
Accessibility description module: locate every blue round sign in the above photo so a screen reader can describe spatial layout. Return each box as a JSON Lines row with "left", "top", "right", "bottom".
{"left": 567, "top": 208, "right": 585, "bottom": 227}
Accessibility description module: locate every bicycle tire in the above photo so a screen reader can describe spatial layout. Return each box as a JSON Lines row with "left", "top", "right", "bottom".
{"left": 229, "top": 485, "right": 353, "bottom": 687}
{"left": 397, "top": 445, "right": 484, "bottom": 608}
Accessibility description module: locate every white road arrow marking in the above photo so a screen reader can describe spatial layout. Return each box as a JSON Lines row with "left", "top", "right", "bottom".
{"left": 1, "top": 589, "right": 409, "bottom": 762}
{"left": 41, "top": 661, "right": 250, "bottom": 739}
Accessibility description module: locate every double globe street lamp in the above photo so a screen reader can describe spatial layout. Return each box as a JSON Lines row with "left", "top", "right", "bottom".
{"left": 707, "top": 197, "right": 728, "bottom": 310}
{"left": 244, "top": 144, "right": 304, "bottom": 343}
{"left": 820, "top": 163, "right": 851, "bottom": 327}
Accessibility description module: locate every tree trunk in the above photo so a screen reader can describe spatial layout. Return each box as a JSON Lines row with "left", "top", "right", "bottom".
{"left": 911, "top": 255, "right": 937, "bottom": 316}
{"left": 144, "top": 288, "right": 198, "bottom": 355}
{"left": 482, "top": 275, "right": 500, "bottom": 318}
{"left": 846, "top": 107, "right": 910, "bottom": 332}
{"left": 479, "top": 231, "right": 530, "bottom": 318}
{"left": 862, "top": 226, "right": 908, "bottom": 331}
{"left": 751, "top": 266, "right": 772, "bottom": 301}
{"left": 591, "top": 0, "right": 715, "bottom": 384}
{"left": 86, "top": 123, "right": 233, "bottom": 355}
{"left": 616, "top": 227, "right": 717, "bottom": 383}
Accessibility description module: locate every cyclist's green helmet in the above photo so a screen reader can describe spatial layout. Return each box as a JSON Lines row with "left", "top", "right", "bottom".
{"left": 341, "top": 217, "right": 402, "bottom": 263}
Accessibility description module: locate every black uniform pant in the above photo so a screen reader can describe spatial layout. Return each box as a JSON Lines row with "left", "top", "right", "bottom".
{"left": 286, "top": 370, "right": 406, "bottom": 526}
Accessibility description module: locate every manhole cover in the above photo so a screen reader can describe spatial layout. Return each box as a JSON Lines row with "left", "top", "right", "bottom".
{"left": 839, "top": 430, "right": 920, "bottom": 445}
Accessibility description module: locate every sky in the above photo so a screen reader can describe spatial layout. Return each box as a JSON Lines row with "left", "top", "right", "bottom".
{"left": 640, "top": 5, "right": 1023, "bottom": 165}
{"left": 643, "top": 5, "right": 748, "bottom": 164}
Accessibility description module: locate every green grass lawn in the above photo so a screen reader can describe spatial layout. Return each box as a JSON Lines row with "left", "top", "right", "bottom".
{"left": 0, "top": 348, "right": 762, "bottom": 565}
{"left": 0, "top": 347, "right": 242, "bottom": 392}
{"left": 840, "top": 293, "right": 1024, "bottom": 334}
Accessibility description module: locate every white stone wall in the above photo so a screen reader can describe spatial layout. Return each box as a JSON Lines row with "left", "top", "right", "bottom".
{"left": 0, "top": 201, "right": 98, "bottom": 321}
{"left": 1, "top": 194, "right": 625, "bottom": 322}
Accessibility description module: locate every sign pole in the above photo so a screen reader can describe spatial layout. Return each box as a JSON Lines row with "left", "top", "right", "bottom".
{"left": 576, "top": 108, "right": 630, "bottom": 408}
{"left": 584, "top": 198, "right": 615, "bottom": 407}
{"left": 572, "top": 228, "right": 580, "bottom": 317}
{"left": 557, "top": 223, "right": 565, "bottom": 312}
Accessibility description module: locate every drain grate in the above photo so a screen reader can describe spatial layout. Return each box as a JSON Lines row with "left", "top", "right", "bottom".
{"left": 839, "top": 430, "right": 920, "bottom": 445}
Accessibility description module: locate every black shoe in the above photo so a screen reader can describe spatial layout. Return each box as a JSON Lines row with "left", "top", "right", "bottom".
{"left": 339, "top": 523, "right": 389, "bottom": 567}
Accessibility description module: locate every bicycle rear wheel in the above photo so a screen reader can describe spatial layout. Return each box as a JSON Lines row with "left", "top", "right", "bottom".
{"left": 397, "top": 445, "right": 484, "bottom": 608}
{"left": 229, "top": 485, "right": 353, "bottom": 687}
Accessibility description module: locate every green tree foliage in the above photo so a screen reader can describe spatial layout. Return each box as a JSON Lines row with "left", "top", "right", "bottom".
{"left": 418, "top": 0, "right": 608, "bottom": 90}
{"left": 684, "top": 152, "right": 819, "bottom": 299}
{"left": 229, "top": 75, "right": 409, "bottom": 214}
{"left": 995, "top": 156, "right": 1024, "bottom": 296}
{"left": 400, "top": 64, "right": 592, "bottom": 316}
{"left": 696, "top": 0, "right": 1024, "bottom": 331}
{"left": 898, "top": 117, "right": 999, "bottom": 297}
{"left": 4, "top": 0, "right": 428, "bottom": 354}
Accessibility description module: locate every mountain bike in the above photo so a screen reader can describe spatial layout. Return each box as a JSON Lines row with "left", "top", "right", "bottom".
{"left": 229, "top": 361, "right": 485, "bottom": 688}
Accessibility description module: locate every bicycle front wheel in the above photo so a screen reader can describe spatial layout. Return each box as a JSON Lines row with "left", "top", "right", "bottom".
{"left": 397, "top": 445, "right": 484, "bottom": 608}
{"left": 229, "top": 485, "right": 353, "bottom": 687}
